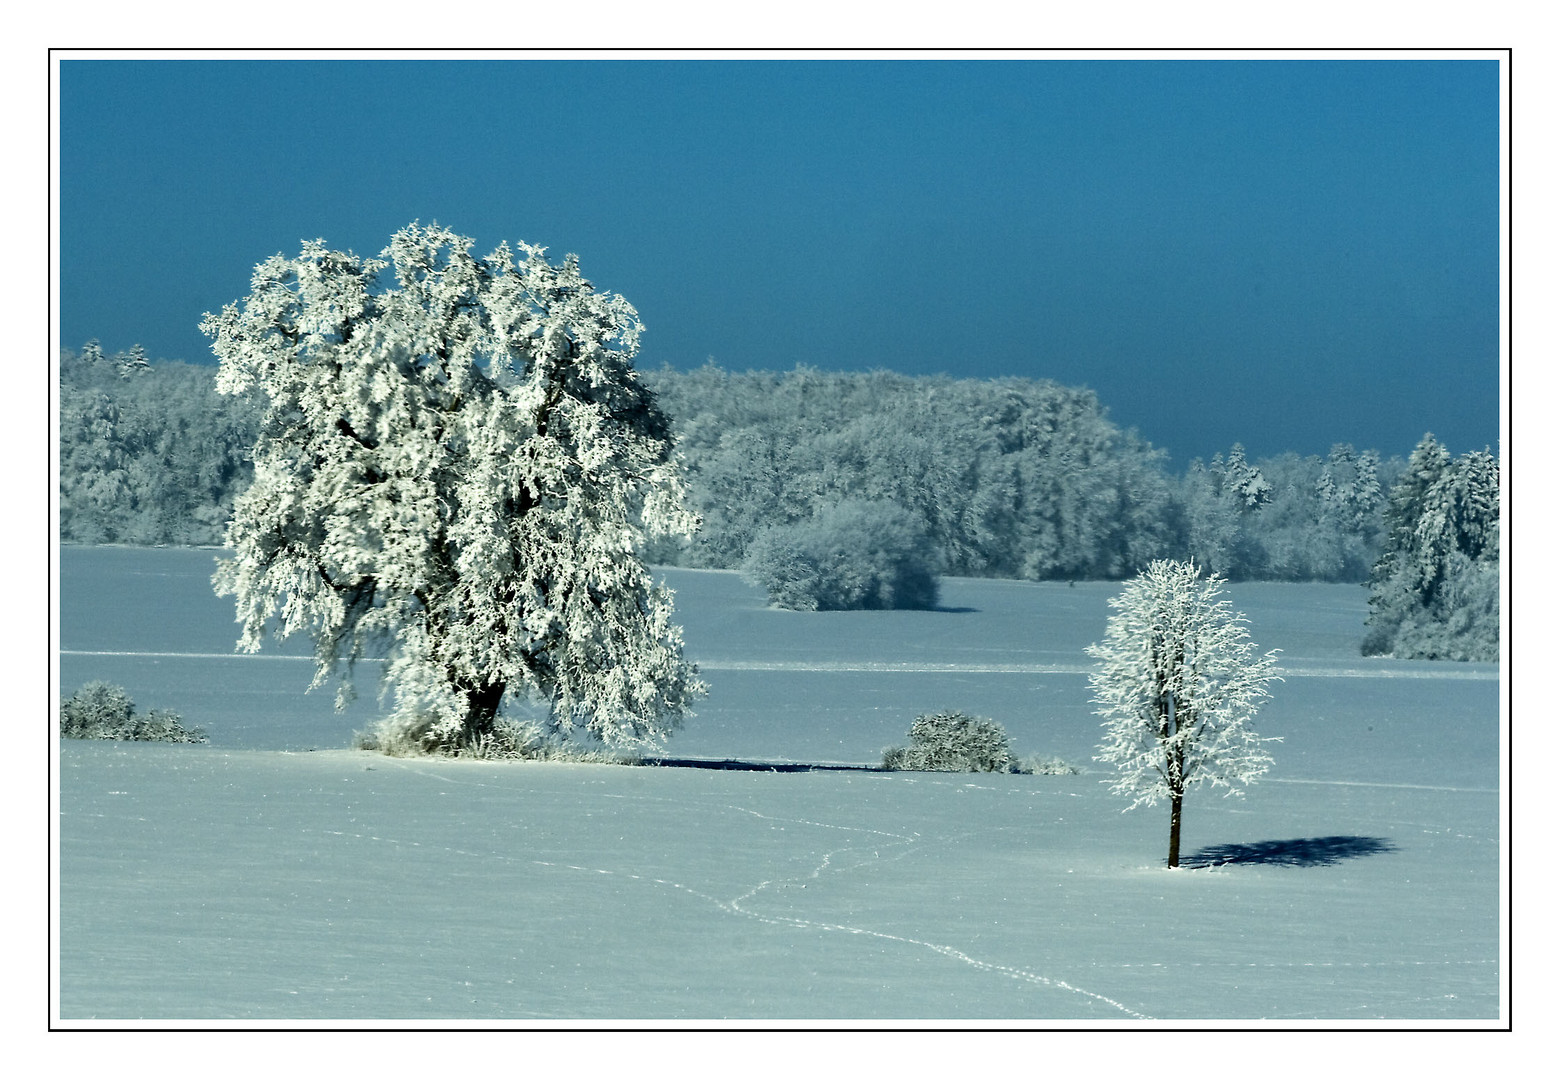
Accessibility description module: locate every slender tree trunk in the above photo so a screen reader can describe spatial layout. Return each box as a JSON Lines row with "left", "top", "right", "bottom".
{"left": 1163, "top": 681, "right": 1183, "bottom": 868}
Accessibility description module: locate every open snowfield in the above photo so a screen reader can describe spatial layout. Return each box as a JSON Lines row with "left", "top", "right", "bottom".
{"left": 55, "top": 546, "right": 1504, "bottom": 1024}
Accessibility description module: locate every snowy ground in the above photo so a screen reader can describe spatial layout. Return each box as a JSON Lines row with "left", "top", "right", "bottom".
{"left": 55, "top": 546, "right": 1504, "bottom": 1024}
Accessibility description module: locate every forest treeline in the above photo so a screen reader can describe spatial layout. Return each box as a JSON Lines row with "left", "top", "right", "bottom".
{"left": 59, "top": 343, "right": 257, "bottom": 546}
{"left": 643, "top": 363, "right": 1401, "bottom": 584}
{"left": 60, "top": 345, "right": 1403, "bottom": 581}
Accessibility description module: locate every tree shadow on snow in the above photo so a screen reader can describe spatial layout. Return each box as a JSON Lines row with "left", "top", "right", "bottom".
{"left": 1181, "top": 835, "right": 1398, "bottom": 869}
{"left": 642, "top": 757, "right": 885, "bottom": 773}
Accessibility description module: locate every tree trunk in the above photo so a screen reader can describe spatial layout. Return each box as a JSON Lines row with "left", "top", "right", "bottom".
{"left": 1164, "top": 683, "right": 1184, "bottom": 868}
{"left": 460, "top": 680, "right": 507, "bottom": 739}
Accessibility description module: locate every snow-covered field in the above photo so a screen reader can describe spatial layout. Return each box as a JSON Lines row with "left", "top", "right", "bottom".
{"left": 55, "top": 546, "right": 1504, "bottom": 1024}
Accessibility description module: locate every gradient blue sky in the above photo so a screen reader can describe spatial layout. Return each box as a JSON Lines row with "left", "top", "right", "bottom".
{"left": 58, "top": 56, "right": 1501, "bottom": 465}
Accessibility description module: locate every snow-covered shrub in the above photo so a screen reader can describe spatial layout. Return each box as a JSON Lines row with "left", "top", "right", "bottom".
{"left": 353, "top": 714, "right": 637, "bottom": 763}
{"left": 60, "top": 681, "right": 207, "bottom": 743}
{"left": 881, "top": 711, "right": 1020, "bottom": 772}
{"left": 1019, "top": 754, "right": 1081, "bottom": 776}
{"left": 740, "top": 499, "right": 939, "bottom": 611}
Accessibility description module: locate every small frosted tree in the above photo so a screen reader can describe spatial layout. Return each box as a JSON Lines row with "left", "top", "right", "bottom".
{"left": 202, "top": 222, "right": 704, "bottom": 753}
{"left": 1087, "top": 560, "right": 1281, "bottom": 868}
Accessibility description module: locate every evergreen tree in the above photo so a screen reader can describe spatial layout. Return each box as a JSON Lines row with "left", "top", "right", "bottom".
{"left": 1380, "top": 434, "right": 1452, "bottom": 573}
{"left": 1364, "top": 434, "right": 1500, "bottom": 661}
{"left": 117, "top": 343, "right": 152, "bottom": 379}
{"left": 1335, "top": 445, "right": 1384, "bottom": 535}
{"left": 1455, "top": 449, "right": 1500, "bottom": 561}
{"left": 1222, "top": 443, "right": 1273, "bottom": 509}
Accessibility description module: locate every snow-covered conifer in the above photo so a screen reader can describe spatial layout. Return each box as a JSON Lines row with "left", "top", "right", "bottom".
{"left": 1365, "top": 435, "right": 1500, "bottom": 660}
{"left": 1455, "top": 449, "right": 1500, "bottom": 561}
{"left": 118, "top": 344, "right": 152, "bottom": 379}
{"left": 1382, "top": 434, "right": 1451, "bottom": 555}
{"left": 202, "top": 222, "right": 704, "bottom": 752}
{"left": 1222, "top": 444, "right": 1272, "bottom": 509}
{"left": 1341, "top": 446, "right": 1379, "bottom": 533}
{"left": 1088, "top": 559, "right": 1281, "bottom": 868}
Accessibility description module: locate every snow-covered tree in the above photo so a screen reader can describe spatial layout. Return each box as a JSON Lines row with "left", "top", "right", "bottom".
{"left": 1221, "top": 443, "right": 1272, "bottom": 509}
{"left": 1175, "top": 458, "right": 1243, "bottom": 578}
{"left": 118, "top": 343, "right": 152, "bottom": 379}
{"left": 1364, "top": 434, "right": 1500, "bottom": 661}
{"left": 1380, "top": 434, "right": 1452, "bottom": 578}
{"left": 202, "top": 222, "right": 704, "bottom": 753}
{"left": 1328, "top": 444, "right": 1384, "bottom": 535}
{"left": 1088, "top": 559, "right": 1281, "bottom": 868}
{"left": 1172, "top": 445, "right": 1272, "bottom": 579}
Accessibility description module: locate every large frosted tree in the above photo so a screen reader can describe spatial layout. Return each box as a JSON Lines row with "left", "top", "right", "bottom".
{"left": 202, "top": 222, "right": 704, "bottom": 753}
{"left": 1088, "top": 560, "right": 1281, "bottom": 868}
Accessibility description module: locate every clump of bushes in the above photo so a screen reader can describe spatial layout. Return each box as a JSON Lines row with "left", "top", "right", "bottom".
{"left": 740, "top": 499, "right": 939, "bottom": 611}
{"left": 1019, "top": 754, "right": 1081, "bottom": 776}
{"left": 353, "top": 714, "right": 638, "bottom": 763}
{"left": 60, "top": 681, "right": 207, "bottom": 743}
{"left": 881, "top": 711, "right": 1081, "bottom": 775}
{"left": 883, "top": 711, "right": 1021, "bottom": 772}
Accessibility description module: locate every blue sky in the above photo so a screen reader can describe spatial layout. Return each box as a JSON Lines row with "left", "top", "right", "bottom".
{"left": 58, "top": 56, "right": 1501, "bottom": 465}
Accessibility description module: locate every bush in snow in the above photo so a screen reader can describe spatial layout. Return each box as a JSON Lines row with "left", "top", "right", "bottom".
{"left": 882, "top": 711, "right": 1021, "bottom": 772}
{"left": 1018, "top": 754, "right": 1081, "bottom": 776}
{"left": 60, "top": 681, "right": 207, "bottom": 743}
{"left": 740, "top": 499, "right": 939, "bottom": 611}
